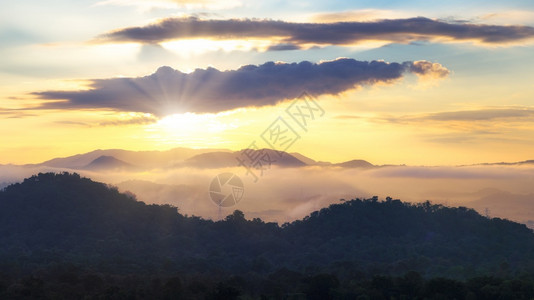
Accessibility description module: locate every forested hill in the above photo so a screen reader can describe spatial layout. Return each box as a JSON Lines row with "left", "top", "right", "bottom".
{"left": 1, "top": 172, "right": 534, "bottom": 280}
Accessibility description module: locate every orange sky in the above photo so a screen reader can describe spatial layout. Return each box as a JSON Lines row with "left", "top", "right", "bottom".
{"left": 1, "top": 1, "right": 534, "bottom": 165}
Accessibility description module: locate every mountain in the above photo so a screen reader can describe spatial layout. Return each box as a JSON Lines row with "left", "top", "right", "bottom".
{"left": 181, "top": 151, "right": 241, "bottom": 168}
{"left": 1, "top": 173, "right": 534, "bottom": 281}
{"left": 14, "top": 147, "right": 534, "bottom": 171}
{"left": 335, "top": 159, "right": 375, "bottom": 168}
{"left": 33, "top": 147, "right": 231, "bottom": 169}
{"left": 14, "top": 147, "right": 412, "bottom": 171}
{"left": 27, "top": 147, "right": 308, "bottom": 170}
{"left": 236, "top": 148, "right": 306, "bottom": 167}
{"left": 289, "top": 152, "right": 317, "bottom": 165}
{"left": 288, "top": 152, "right": 377, "bottom": 168}
{"left": 83, "top": 155, "right": 136, "bottom": 171}
{"left": 462, "top": 159, "right": 534, "bottom": 167}
{"left": 181, "top": 148, "right": 307, "bottom": 168}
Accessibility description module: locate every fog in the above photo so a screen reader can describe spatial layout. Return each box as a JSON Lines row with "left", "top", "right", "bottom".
{"left": 1, "top": 164, "right": 534, "bottom": 226}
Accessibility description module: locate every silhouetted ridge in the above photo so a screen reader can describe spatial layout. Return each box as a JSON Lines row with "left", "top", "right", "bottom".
{"left": 0, "top": 173, "right": 186, "bottom": 276}
{"left": 182, "top": 151, "right": 240, "bottom": 168}
{"left": 83, "top": 155, "right": 136, "bottom": 170}
{"left": 34, "top": 147, "right": 231, "bottom": 169}
{"left": 182, "top": 148, "right": 306, "bottom": 168}
{"left": 335, "top": 159, "right": 374, "bottom": 168}
{"left": 1, "top": 173, "right": 534, "bottom": 278}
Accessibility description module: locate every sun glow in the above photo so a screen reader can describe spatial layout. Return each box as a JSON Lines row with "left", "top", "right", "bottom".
{"left": 158, "top": 113, "right": 230, "bottom": 132}
{"left": 144, "top": 112, "right": 239, "bottom": 147}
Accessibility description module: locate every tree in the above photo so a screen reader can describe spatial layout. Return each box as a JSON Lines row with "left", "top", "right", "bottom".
{"left": 304, "top": 274, "right": 339, "bottom": 300}
{"left": 225, "top": 210, "right": 246, "bottom": 223}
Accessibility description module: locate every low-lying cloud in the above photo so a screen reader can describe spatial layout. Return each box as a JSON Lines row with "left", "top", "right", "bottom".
{"left": 32, "top": 59, "right": 448, "bottom": 116}
{"left": 3, "top": 163, "right": 534, "bottom": 225}
{"left": 96, "top": 17, "right": 534, "bottom": 46}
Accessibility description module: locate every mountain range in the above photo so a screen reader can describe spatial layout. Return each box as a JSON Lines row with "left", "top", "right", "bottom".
{"left": 26, "top": 147, "right": 231, "bottom": 170}
{"left": 3, "top": 147, "right": 534, "bottom": 231}
{"left": 10, "top": 147, "right": 534, "bottom": 172}
{"left": 18, "top": 147, "right": 377, "bottom": 171}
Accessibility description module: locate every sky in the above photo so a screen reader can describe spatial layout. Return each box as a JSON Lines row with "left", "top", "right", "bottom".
{"left": 2, "top": 0, "right": 534, "bottom": 165}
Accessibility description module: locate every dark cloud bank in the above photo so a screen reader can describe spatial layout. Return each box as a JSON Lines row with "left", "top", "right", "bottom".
{"left": 96, "top": 17, "right": 534, "bottom": 46}
{"left": 32, "top": 59, "right": 448, "bottom": 116}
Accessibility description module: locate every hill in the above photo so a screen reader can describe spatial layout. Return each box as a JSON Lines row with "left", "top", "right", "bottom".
{"left": 1, "top": 173, "right": 533, "bottom": 281}
{"left": 236, "top": 148, "right": 307, "bottom": 167}
{"left": 180, "top": 151, "right": 241, "bottom": 168}
{"left": 2, "top": 173, "right": 534, "bottom": 298}
{"left": 29, "top": 148, "right": 308, "bottom": 170}
{"left": 181, "top": 149, "right": 307, "bottom": 168}
{"left": 335, "top": 159, "right": 375, "bottom": 168}
{"left": 289, "top": 152, "right": 318, "bottom": 165}
{"left": 33, "top": 147, "right": 231, "bottom": 169}
{"left": 16, "top": 146, "right": 534, "bottom": 171}
{"left": 83, "top": 155, "right": 137, "bottom": 171}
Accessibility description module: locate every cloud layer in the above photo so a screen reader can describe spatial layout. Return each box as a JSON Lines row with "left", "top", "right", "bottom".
{"left": 96, "top": 17, "right": 534, "bottom": 46}
{"left": 3, "top": 162, "right": 534, "bottom": 225}
{"left": 33, "top": 59, "right": 448, "bottom": 116}
{"left": 378, "top": 108, "right": 534, "bottom": 124}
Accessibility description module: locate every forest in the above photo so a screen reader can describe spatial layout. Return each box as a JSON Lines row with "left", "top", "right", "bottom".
{"left": 1, "top": 172, "right": 534, "bottom": 299}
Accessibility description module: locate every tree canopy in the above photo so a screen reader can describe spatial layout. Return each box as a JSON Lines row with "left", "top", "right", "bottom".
{"left": 1, "top": 172, "right": 534, "bottom": 298}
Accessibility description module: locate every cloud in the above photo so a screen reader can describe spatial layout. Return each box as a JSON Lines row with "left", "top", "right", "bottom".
{"left": 382, "top": 108, "right": 534, "bottom": 124}
{"left": 424, "top": 109, "right": 534, "bottom": 122}
{"left": 337, "top": 108, "right": 534, "bottom": 145}
{"left": 406, "top": 60, "right": 450, "bottom": 79}
{"left": 0, "top": 110, "right": 37, "bottom": 118}
{"left": 52, "top": 114, "right": 158, "bottom": 128}
{"left": 31, "top": 58, "right": 448, "bottom": 116}
{"left": 477, "top": 11, "right": 534, "bottom": 26}
{"left": 95, "top": 16, "right": 534, "bottom": 46}
{"left": 422, "top": 131, "right": 501, "bottom": 144}
{"left": 368, "top": 165, "right": 530, "bottom": 179}
{"left": 138, "top": 44, "right": 177, "bottom": 61}
{"left": 335, "top": 115, "right": 363, "bottom": 120}
{"left": 311, "top": 9, "right": 412, "bottom": 23}
{"left": 54, "top": 120, "right": 91, "bottom": 127}
{"left": 266, "top": 43, "right": 302, "bottom": 51}
{"left": 98, "top": 114, "right": 159, "bottom": 126}
{"left": 4, "top": 162, "right": 534, "bottom": 224}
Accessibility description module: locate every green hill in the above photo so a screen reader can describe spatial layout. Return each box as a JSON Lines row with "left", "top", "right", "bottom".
{"left": 1, "top": 173, "right": 533, "bottom": 278}
{"left": 1, "top": 173, "right": 534, "bottom": 298}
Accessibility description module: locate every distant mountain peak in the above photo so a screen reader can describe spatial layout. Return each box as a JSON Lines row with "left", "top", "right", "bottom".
{"left": 34, "top": 147, "right": 232, "bottom": 170}
{"left": 84, "top": 155, "right": 135, "bottom": 171}
{"left": 335, "top": 159, "right": 374, "bottom": 168}
{"left": 180, "top": 149, "right": 307, "bottom": 168}
{"left": 236, "top": 148, "right": 307, "bottom": 167}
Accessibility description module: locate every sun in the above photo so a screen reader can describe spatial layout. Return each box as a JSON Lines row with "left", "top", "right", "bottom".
{"left": 143, "top": 112, "right": 239, "bottom": 148}
{"left": 157, "top": 113, "right": 231, "bottom": 133}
